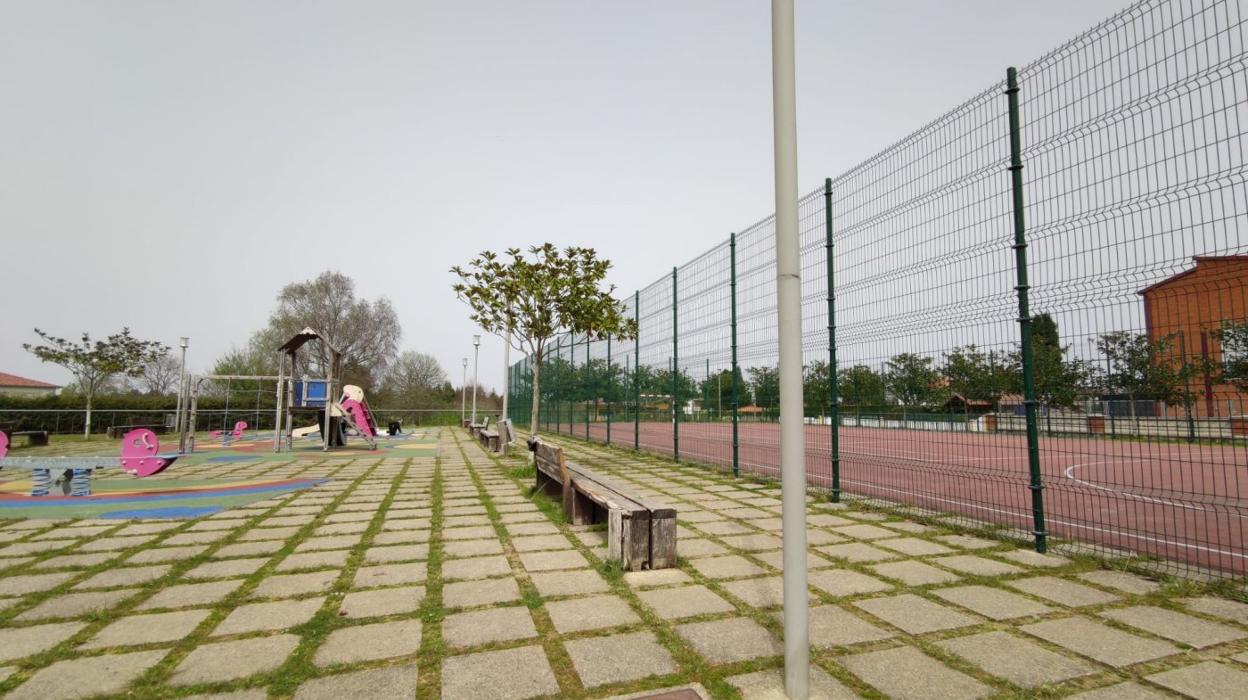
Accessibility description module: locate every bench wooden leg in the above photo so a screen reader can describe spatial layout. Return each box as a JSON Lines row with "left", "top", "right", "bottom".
{"left": 608, "top": 510, "right": 652, "bottom": 571}
{"left": 649, "top": 514, "right": 678, "bottom": 569}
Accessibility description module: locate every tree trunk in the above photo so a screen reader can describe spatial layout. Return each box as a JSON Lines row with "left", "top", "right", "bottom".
{"left": 84, "top": 391, "right": 93, "bottom": 440}
{"left": 528, "top": 359, "right": 542, "bottom": 437}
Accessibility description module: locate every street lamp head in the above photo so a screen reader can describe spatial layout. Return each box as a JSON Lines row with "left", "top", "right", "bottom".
{"left": 473, "top": 334, "right": 481, "bottom": 348}
{"left": 180, "top": 337, "right": 189, "bottom": 349}
{"left": 462, "top": 357, "right": 468, "bottom": 367}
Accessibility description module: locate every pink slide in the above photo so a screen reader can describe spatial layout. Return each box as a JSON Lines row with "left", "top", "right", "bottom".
{"left": 340, "top": 398, "right": 377, "bottom": 438}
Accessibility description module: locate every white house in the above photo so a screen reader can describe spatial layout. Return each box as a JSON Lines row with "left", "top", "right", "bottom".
{"left": 0, "top": 372, "right": 60, "bottom": 398}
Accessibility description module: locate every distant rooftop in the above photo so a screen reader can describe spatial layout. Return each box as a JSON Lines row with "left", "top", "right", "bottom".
{"left": 0, "top": 372, "right": 60, "bottom": 389}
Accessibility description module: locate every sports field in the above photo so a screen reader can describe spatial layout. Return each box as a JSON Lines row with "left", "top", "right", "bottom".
{"left": 563, "top": 420, "right": 1248, "bottom": 575}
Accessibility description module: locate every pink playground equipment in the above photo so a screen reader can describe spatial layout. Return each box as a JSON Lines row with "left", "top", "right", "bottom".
{"left": 210, "top": 420, "right": 248, "bottom": 445}
{"left": 0, "top": 428, "right": 177, "bottom": 496}
{"left": 338, "top": 385, "right": 378, "bottom": 440}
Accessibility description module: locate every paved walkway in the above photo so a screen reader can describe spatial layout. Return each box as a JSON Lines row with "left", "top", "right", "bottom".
{"left": 0, "top": 428, "right": 1245, "bottom": 699}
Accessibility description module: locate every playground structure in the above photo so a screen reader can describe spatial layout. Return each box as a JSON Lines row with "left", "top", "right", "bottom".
{"left": 0, "top": 428, "right": 178, "bottom": 496}
{"left": 176, "top": 328, "right": 379, "bottom": 454}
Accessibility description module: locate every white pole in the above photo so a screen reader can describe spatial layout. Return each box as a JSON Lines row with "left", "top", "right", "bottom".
{"left": 472, "top": 335, "right": 481, "bottom": 423}
{"left": 502, "top": 331, "right": 511, "bottom": 421}
{"left": 461, "top": 358, "right": 468, "bottom": 425}
{"left": 175, "top": 337, "right": 189, "bottom": 453}
{"left": 772, "top": 0, "right": 809, "bottom": 697}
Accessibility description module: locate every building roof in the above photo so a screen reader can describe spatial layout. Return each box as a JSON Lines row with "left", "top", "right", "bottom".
{"left": 1137, "top": 255, "right": 1248, "bottom": 296}
{"left": 0, "top": 372, "right": 60, "bottom": 389}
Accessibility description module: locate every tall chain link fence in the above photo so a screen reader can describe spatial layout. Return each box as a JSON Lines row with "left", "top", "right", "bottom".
{"left": 509, "top": 0, "right": 1248, "bottom": 579}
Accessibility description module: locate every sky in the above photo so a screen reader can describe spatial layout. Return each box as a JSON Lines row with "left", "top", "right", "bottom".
{"left": 0, "top": 0, "right": 1126, "bottom": 395}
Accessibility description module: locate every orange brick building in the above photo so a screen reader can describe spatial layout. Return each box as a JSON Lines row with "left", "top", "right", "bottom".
{"left": 1138, "top": 255, "right": 1248, "bottom": 417}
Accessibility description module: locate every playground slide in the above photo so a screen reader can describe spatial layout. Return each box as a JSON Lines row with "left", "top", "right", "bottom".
{"left": 291, "top": 424, "right": 320, "bottom": 438}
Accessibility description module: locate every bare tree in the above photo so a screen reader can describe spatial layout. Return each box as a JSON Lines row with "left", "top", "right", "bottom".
{"left": 138, "top": 353, "right": 181, "bottom": 395}
{"left": 252, "top": 270, "right": 401, "bottom": 387}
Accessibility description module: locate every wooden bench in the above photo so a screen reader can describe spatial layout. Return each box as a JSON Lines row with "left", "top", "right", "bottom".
{"left": 7, "top": 430, "right": 49, "bottom": 447}
{"left": 528, "top": 437, "right": 676, "bottom": 570}
{"left": 468, "top": 415, "right": 490, "bottom": 440}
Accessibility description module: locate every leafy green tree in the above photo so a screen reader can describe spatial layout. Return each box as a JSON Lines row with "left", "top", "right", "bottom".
{"left": 376, "top": 351, "right": 449, "bottom": 408}
{"left": 699, "top": 368, "right": 745, "bottom": 418}
{"left": 452, "top": 244, "right": 636, "bottom": 435}
{"left": 940, "top": 345, "right": 1016, "bottom": 401}
{"left": 1024, "top": 313, "right": 1090, "bottom": 408}
{"left": 803, "top": 361, "right": 832, "bottom": 416}
{"left": 838, "top": 365, "right": 886, "bottom": 406}
{"left": 1096, "top": 331, "right": 1183, "bottom": 420}
{"left": 748, "top": 366, "right": 780, "bottom": 411}
{"left": 885, "top": 353, "right": 944, "bottom": 408}
{"left": 24, "top": 328, "right": 167, "bottom": 438}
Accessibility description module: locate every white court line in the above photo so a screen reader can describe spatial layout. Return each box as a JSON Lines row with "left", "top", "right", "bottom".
{"left": 840, "top": 478, "right": 1248, "bottom": 562}
{"left": 1063, "top": 460, "right": 1212, "bottom": 513}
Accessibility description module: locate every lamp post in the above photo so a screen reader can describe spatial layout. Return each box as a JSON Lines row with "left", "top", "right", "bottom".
{"left": 472, "top": 335, "right": 481, "bottom": 424}
{"left": 461, "top": 358, "right": 468, "bottom": 425}
{"left": 502, "top": 330, "right": 510, "bottom": 423}
{"left": 175, "top": 337, "right": 189, "bottom": 452}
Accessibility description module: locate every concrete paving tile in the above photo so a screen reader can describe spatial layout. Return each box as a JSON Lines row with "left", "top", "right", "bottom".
{"left": 444, "top": 538, "right": 505, "bottom": 558}
{"left": 676, "top": 617, "right": 781, "bottom": 663}
{"left": 170, "top": 633, "right": 300, "bottom": 685}
{"left": 546, "top": 594, "right": 640, "bottom": 632}
{"left": 353, "top": 562, "right": 426, "bottom": 588}
{"left": 798, "top": 605, "right": 893, "bottom": 647}
{"left": 213, "top": 540, "right": 286, "bottom": 558}
{"left": 443, "top": 525, "right": 497, "bottom": 541}
{"left": 313, "top": 618, "right": 423, "bottom": 665}
{"left": 722, "top": 576, "right": 793, "bottom": 609}
{"left": 937, "top": 630, "right": 1094, "bottom": 686}
{"left": 808, "top": 514, "right": 856, "bottom": 528}
{"left": 678, "top": 538, "right": 729, "bottom": 558}
{"left": 188, "top": 557, "right": 270, "bottom": 579}
{"left": 16, "top": 589, "right": 138, "bottom": 621}
{"left": 276, "top": 549, "right": 350, "bottom": 571}
{"left": 163, "top": 531, "right": 230, "bottom": 546}
{"left": 441, "top": 645, "right": 558, "bottom": 700}
{"left": 875, "top": 537, "right": 955, "bottom": 556}
{"left": 623, "top": 569, "right": 693, "bottom": 589}
{"left": 933, "top": 585, "right": 1056, "bottom": 620}
{"left": 815, "top": 543, "right": 899, "bottom": 563}
{"left": 1100, "top": 605, "right": 1247, "bottom": 648}
{"left": 638, "top": 584, "right": 735, "bottom": 620}
{"left": 805, "top": 530, "right": 848, "bottom": 546}
{"left": 1066, "top": 682, "right": 1170, "bottom": 699}
{"left": 338, "top": 585, "right": 425, "bottom": 618}
{"left": 250, "top": 570, "right": 338, "bottom": 599}
{"left": 238, "top": 526, "right": 300, "bottom": 541}
{"left": 854, "top": 594, "right": 981, "bottom": 634}
{"left": 936, "top": 534, "right": 1000, "bottom": 550}
{"left": 443, "top": 606, "right": 537, "bottom": 648}
{"left": 31, "top": 552, "right": 117, "bottom": 570}
{"left": 1147, "top": 660, "right": 1248, "bottom": 699}
{"left": 531, "top": 569, "right": 611, "bottom": 597}
{"left": 294, "top": 665, "right": 417, "bottom": 700}
{"left": 1007, "top": 576, "right": 1121, "bottom": 607}
{"left": 510, "top": 534, "right": 573, "bottom": 552}
{"left": 808, "top": 569, "right": 892, "bottom": 597}
{"left": 999, "top": 549, "right": 1070, "bottom": 568}
{"left": 363, "top": 544, "right": 428, "bottom": 563}
{"left": 696, "top": 520, "right": 755, "bottom": 536}
{"left": 688, "top": 555, "right": 768, "bottom": 579}
{"left": 830, "top": 524, "right": 897, "bottom": 540}
{"left": 1078, "top": 570, "right": 1161, "bottom": 595}
{"left": 933, "top": 555, "right": 1024, "bottom": 577}
{"left": 869, "top": 560, "right": 962, "bottom": 586}
{"left": 718, "top": 533, "right": 783, "bottom": 551}
{"left": 443, "top": 577, "right": 521, "bottom": 608}
{"left": 0, "top": 572, "right": 75, "bottom": 596}
{"left": 1181, "top": 596, "right": 1248, "bottom": 625}
{"left": 84, "top": 608, "right": 212, "bottom": 649}
{"left": 7, "top": 648, "right": 167, "bottom": 700}
{"left": 0, "top": 621, "right": 87, "bottom": 663}
{"left": 1021, "top": 616, "right": 1180, "bottom": 667}
{"left": 518, "top": 549, "right": 589, "bottom": 572}
{"left": 75, "top": 535, "right": 157, "bottom": 552}
{"left": 138, "top": 579, "right": 244, "bottom": 610}
{"left": 840, "top": 645, "right": 991, "bottom": 700}
{"left": 726, "top": 667, "right": 856, "bottom": 699}
{"left": 372, "top": 530, "right": 431, "bottom": 545}
{"left": 566, "top": 631, "right": 677, "bottom": 688}
{"left": 212, "top": 597, "right": 323, "bottom": 635}
{"left": 73, "top": 564, "right": 171, "bottom": 590}
{"left": 442, "top": 555, "right": 512, "bottom": 580}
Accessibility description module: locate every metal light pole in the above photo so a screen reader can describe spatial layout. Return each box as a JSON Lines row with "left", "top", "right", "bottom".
{"left": 502, "top": 331, "right": 510, "bottom": 422}
{"left": 175, "top": 337, "right": 189, "bottom": 453}
{"left": 461, "top": 358, "right": 468, "bottom": 424}
{"left": 472, "top": 335, "right": 481, "bottom": 424}
{"left": 772, "top": 0, "right": 809, "bottom": 696}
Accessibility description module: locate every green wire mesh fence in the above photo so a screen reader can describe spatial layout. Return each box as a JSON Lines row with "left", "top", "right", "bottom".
{"left": 509, "top": 0, "right": 1248, "bottom": 579}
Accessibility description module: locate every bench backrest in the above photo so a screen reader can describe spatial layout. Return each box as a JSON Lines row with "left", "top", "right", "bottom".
{"left": 499, "top": 419, "right": 514, "bottom": 445}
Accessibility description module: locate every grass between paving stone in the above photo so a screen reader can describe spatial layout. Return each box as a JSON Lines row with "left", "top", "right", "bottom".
{"left": 414, "top": 451, "right": 447, "bottom": 700}
{"left": 118, "top": 456, "right": 384, "bottom": 697}
{"left": 470, "top": 432, "right": 751, "bottom": 699}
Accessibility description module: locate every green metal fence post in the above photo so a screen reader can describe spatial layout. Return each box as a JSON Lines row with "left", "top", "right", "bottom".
{"left": 606, "top": 335, "right": 613, "bottom": 445}
{"left": 705, "top": 358, "right": 710, "bottom": 423}
{"left": 634, "top": 291, "right": 641, "bottom": 451}
{"left": 824, "top": 178, "right": 842, "bottom": 502}
{"left": 1006, "top": 66, "right": 1048, "bottom": 554}
{"left": 672, "top": 267, "right": 680, "bottom": 463}
{"left": 585, "top": 333, "right": 591, "bottom": 440}
{"left": 730, "top": 233, "right": 740, "bottom": 478}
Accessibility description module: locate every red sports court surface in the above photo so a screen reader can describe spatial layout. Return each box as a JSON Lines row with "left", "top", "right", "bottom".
{"left": 559, "top": 420, "right": 1248, "bottom": 575}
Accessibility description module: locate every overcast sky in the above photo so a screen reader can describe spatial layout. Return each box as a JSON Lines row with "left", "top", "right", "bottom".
{"left": 0, "top": 0, "right": 1125, "bottom": 394}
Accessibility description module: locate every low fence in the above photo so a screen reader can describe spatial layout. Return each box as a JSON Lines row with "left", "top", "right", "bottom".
{"left": 0, "top": 407, "right": 470, "bottom": 436}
